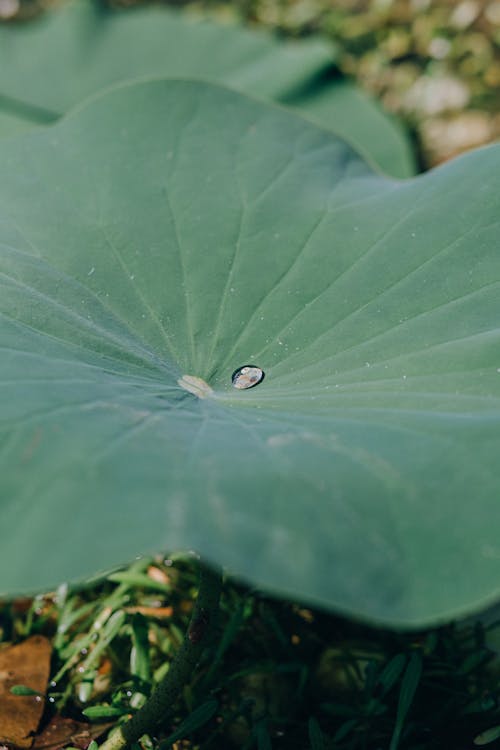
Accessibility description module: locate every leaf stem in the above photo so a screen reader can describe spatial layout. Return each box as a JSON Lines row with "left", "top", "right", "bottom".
{"left": 98, "top": 562, "right": 223, "bottom": 750}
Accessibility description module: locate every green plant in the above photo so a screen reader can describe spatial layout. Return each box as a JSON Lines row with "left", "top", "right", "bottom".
{"left": 6, "top": 556, "right": 500, "bottom": 750}
{"left": 1, "top": 5, "right": 500, "bottom": 746}
{"left": 1, "top": 78, "right": 499, "bottom": 627}
{"left": 0, "top": 0, "right": 415, "bottom": 177}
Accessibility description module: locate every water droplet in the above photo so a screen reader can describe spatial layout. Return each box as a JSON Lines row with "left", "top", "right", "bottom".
{"left": 232, "top": 365, "right": 265, "bottom": 390}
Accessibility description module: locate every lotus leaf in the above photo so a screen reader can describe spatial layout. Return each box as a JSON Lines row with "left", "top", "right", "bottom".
{"left": 1, "top": 81, "right": 499, "bottom": 627}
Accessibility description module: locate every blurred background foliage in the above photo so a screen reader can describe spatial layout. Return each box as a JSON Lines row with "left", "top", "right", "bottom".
{"left": 1, "top": 0, "right": 500, "bottom": 168}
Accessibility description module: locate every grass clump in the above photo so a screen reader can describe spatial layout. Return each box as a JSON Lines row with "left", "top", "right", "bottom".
{"left": 2, "top": 556, "right": 500, "bottom": 749}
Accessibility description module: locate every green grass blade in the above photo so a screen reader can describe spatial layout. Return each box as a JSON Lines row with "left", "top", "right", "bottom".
{"left": 377, "top": 653, "right": 407, "bottom": 696}
{"left": 202, "top": 599, "right": 248, "bottom": 686}
{"left": 130, "top": 613, "right": 151, "bottom": 682}
{"left": 107, "top": 571, "right": 171, "bottom": 593}
{"left": 389, "top": 651, "right": 422, "bottom": 750}
{"left": 255, "top": 720, "right": 273, "bottom": 750}
{"left": 160, "top": 699, "right": 219, "bottom": 747}
{"left": 308, "top": 717, "right": 326, "bottom": 750}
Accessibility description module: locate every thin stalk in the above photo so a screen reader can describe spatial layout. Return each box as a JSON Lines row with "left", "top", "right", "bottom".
{"left": 99, "top": 563, "right": 223, "bottom": 750}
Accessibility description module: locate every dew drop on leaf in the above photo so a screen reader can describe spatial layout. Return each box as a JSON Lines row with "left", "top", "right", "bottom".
{"left": 232, "top": 365, "right": 265, "bottom": 390}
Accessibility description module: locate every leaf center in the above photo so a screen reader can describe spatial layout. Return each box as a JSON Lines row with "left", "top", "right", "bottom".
{"left": 177, "top": 375, "right": 214, "bottom": 399}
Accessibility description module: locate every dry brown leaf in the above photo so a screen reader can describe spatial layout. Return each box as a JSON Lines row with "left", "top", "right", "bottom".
{"left": 0, "top": 635, "right": 52, "bottom": 748}
{"left": 124, "top": 605, "right": 173, "bottom": 619}
{"left": 146, "top": 565, "right": 171, "bottom": 585}
{"left": 32, "top": 717, "right": 113, "bottom": 750}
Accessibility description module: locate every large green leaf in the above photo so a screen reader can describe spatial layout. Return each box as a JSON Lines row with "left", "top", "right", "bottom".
{"left": 283, "top": 78, "right": 415, "bottom": 181}
{"left": 1, "top": 80, "right": 499, "bottom": 627}
{"left": 0, "top": 109, "right": 31, "bottom": 138}
{"left": 0, "top": 1, "right": 414, "bottom": 178}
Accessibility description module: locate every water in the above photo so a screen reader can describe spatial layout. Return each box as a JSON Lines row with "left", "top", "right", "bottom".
{"left": 232, "top": 365, "right": 265, "bottom": 390}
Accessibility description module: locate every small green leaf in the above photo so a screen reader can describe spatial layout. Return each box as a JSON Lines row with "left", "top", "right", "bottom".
{"left": 82, "top": 704, "right": 128, "bottom": 720}
{"left": 10, "top": 684, "right": 44, "bottom": 697}
{"left": 474, "top": 726, "right": 500, "bottom": 746}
